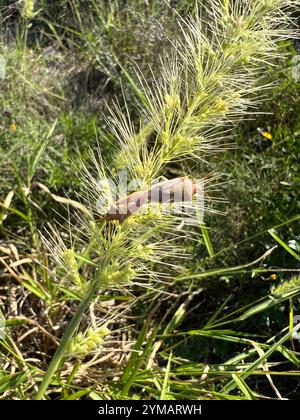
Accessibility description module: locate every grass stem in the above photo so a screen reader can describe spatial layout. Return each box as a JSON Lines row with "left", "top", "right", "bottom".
{"left": 35, "top": 278, "right": 100, "bottom": 400}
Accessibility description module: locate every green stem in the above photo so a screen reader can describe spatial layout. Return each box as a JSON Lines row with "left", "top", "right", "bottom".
{"left": 35, "top": 278, "right": 99, "bottom": 400}
{"left": 268, "top": 229, "right": 300, "bottom": 262}
{"left": 200, "top": 223, "right": 215, "bottom": 257}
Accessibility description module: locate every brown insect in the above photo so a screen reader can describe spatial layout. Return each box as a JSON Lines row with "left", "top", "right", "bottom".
{"left": 103, "top": 176, "right": 201, "bottom": 223}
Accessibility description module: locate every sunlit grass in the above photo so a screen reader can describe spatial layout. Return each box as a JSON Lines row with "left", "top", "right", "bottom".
{"left": 0, "top": 0, "right": 299, "bottom": 400}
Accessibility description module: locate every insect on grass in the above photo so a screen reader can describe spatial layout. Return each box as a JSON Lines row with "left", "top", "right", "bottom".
{"left": 103, "top": 176, "right": 203, "bottom": 222}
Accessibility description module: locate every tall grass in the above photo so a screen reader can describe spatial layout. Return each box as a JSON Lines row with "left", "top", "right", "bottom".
{"left": 0, "top": 0, "right": 299, "bottom": 400}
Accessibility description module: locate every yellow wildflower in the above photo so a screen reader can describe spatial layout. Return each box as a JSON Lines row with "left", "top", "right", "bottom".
{"left": 257, "top": 128, "right": 272, "bottom": 140}
{"left": 9, "top": 123, "right": 17, "bottom": 132}
{"left": 262, "top": 131, "right": 272, "bottom": 140}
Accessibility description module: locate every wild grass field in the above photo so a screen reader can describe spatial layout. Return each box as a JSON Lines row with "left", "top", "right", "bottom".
{"left": 0, "top": 0, "right": 300, "bottom": 400}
